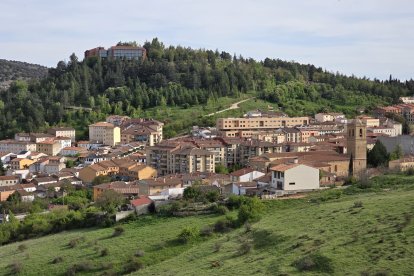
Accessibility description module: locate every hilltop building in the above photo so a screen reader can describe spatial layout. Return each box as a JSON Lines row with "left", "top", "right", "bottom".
{"left": 85, "top": 45, "right": 146, "bottom": 60}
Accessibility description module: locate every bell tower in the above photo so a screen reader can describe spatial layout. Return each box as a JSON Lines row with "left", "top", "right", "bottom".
{"left": 347, "top": 119, "right": 367, "bottom": 177}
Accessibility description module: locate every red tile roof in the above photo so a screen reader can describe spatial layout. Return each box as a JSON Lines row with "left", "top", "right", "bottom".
{"left": 130, "top": 196, "right": 152, "bottom": 207}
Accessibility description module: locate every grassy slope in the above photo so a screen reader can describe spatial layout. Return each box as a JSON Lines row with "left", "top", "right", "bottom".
{"left": 0, "top": 176, "right": 414, "bottom": 275}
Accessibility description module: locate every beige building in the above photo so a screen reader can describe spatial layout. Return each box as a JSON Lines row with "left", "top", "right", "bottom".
{"left": 37, "top": 140, "right": 62, "bottom": 156}
{"left": 10, "top": 158, "right": 35, "bottom": 170}
{"left": 389, "top": 157, "right": 414, "bottom": 172}
{"left": 48, "top": 127, "right": 76, "bottom": 142}
{"left": 0, "top": 176, "right": 20, "bottom": 187}
{"left": 270, "top": 163, "right": 319, "bottom": 191}
{"left": 146, "top": 143, "right": 215, "bottom": 175}
{"left": 217, "top": 116, "right": 310, "bottom": 137}
{"left": 358, "top": 116, "right": 380, "bottom": 128}
{"left": 89, "top": 122, "right": 121, "bottom": 147}
{"left": 119, "top": 118, "right": 163, "bottom": 146}
{"left": 0, "top": 140, "right": 37, "bottom": 153}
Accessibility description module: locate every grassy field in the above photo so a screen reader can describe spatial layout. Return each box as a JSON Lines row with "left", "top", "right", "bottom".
{"left": 1, "top": 175, "right": 414, "bottom": 275}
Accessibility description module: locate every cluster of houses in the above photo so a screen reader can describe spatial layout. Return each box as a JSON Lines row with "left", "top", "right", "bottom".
{"left": 0, "top": 108, "right": 412, "bottom": 212}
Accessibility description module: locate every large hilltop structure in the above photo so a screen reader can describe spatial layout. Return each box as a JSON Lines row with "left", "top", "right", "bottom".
{"left": 347, "top": 119, "right": 367, "bottom": 177}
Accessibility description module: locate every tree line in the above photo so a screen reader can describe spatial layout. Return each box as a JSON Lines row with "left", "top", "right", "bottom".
{"left": 0, "top": 38, "right": 413, "bottom": 139}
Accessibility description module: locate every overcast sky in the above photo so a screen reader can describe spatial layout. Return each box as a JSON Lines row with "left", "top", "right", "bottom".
{"left": 1, "top": 0, "right": 413, "bottom": 80}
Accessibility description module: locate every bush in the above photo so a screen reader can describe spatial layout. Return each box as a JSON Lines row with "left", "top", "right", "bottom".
{"left": 51, "top": 256, "right": 64, "bottom": 264}
{"left": 8, "top": 261, "right": 22, "bottom": 275}
{"left": 237, "top": 197, "right": 264, "bottom": 225}
{"left": 200, "top": 225, "right": 214, "bottom": 237}
{"left": 178, "top": 226, "right": 199, "bottom": 243}
{"left": 214, "top": 216, "right": 235, "bottom": 233}
{"left": 100, "top": 248, "right": 109, "bottom": 257}
{"left": 293, "top": 253, "right": 334, "bottom": 273}
{"left": 135, "top": 249, "right": 145, "bottom": 257}
{"left": 112, "top": 226, "right": 125, "bottom": 237}
{"left": 17, "top": 244, "right": 27, "bottom": 252}
{"left": 123, "top": 257, "right": 144, "bottom": 273}
{"left": 68, "top": 237, "right": 82, "bottom": 248}
{"left": 66, "top": 261, "right": 94, "bottom": 276}
{"left": 353, "top": 201, "right": 363, "bottom": 208}
{"left": 213, "top": 241, "right": 222, "bottom": 252}
{"left": 237, "top": 240, "right": 252, "bottom": 255}
{"left": 214, "top": 205, "right": 229, "bottom": 215}
{"left": 406, "top": 167, "right": 414, "bottom": 176}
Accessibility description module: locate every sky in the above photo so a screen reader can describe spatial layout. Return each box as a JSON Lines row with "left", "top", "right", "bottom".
{"left": 1, "top": 0, "right": 413, "bottom": 80}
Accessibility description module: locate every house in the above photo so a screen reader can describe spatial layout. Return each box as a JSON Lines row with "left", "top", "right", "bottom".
{"left": 93, "top": 181, "right": 140, "bottom": 201}
{"left": 89, "top": 122, "right": 121, "bottom": 147}
{"left": 9, "top": 158, "right": 35, "bottom": 170}
{"left": 230, "top": 168, "right": 265, "bottom": 182}
{"left": 270, "top": 163, "right": 319, "bottom": 191}
{"left": 389, "top": 157, "right": 414, "bottom": 172}
{"left": 138, "top": 177, "right": 182, "bottom": 196}
{"left": 0, "top": 185, "right": 17, "bottom": 201}
{"left": 36, "top": 139, "right": 62, "bottom": 156}
{"left": 32, "top": 176, "right": 58, "bottom": 186}
{"left": 47, "top": 127, "right": 76, "bottom": 142}
{"left": 223, "top": 182, "right": 258, "bottom": 196}
{"left": 60, "top": 147, "right": 86, "bottom": 156}
{"left": 130, "top": 196, "right": 153, "bottom": 215}
{"left": 0, "top": 175, "right": 20, "bottom": 187}
{"left": 127, "top": 165, "right": 157, "bottom": 181}
{"left": 17, "top": 189, "right": 35, "bottom": 202}
{"left": 79, "top": 163, "right": 110, "bottom": 183}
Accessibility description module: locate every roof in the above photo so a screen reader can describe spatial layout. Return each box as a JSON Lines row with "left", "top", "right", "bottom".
{"left": 0, "top": 175, "right": 19, "bottom": 181}
{"left": 270, "top": 163, "right": 302, "bottom": 172}
{"left": 230, "top": 167, "right": 254, "bottom": 177}
{"left": 130, "top": 196, "right": 152, "bottom": 207}
{"left": 89, "top": 122, "right": 115, "bottom": 128}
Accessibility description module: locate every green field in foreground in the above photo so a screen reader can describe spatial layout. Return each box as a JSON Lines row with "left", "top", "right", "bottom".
{"left": 0, "top": 175, "right": 414, "bottom": 275}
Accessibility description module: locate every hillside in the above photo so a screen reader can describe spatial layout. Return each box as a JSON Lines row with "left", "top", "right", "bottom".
{"left": 0, "top": 38, "right": 413, "bottom": 139}
{"left": 0, "top": 174, "right": 413, "bottom": 275}
{"left": 0, "top": 59, "right": 48, "bottom": 90}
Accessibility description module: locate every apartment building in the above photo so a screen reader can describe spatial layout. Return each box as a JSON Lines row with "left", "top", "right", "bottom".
{"left": 146, "top": 143, "right": 215, "bottom": 175}
{"left": 36, "top": 140, "right": 62, "bottom": 156}
{"left": 0, "top": 140, "right": 37, "bottom": 153}
{"left": 10, "top": 158, "right": 35, "bottom": 170}
{"left": 47, "top": 127, "right": 76, "bottom": 142}
{"left": 119, "top": 119, "right": 163, "bottom": 146}
{"left": 89, "top": 122, "right": 121, "bottom": 147}
{"left": 217, "top": 116, "right": 310, "bottom": 137}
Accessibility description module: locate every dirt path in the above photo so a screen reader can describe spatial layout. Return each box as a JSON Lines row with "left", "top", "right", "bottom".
{"left": 205, "top": 97, "right": 255, "bottom": 117}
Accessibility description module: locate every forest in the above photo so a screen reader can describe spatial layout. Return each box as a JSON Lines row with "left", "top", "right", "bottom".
{"left": 0, "top": 38, "right": 413, "bottom": 140}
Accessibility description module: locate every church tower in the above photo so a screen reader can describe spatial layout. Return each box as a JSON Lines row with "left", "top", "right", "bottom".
{"left": 347, "top": 119, "right": 367, "bottom": 177}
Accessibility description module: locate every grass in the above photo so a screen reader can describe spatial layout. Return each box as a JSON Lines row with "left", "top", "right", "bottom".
{"left": 1, "top": 174, "right": 414, "bottom": 275}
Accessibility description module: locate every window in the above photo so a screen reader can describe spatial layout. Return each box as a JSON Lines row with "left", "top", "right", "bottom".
{"left": 289, "top": 182, "right": 295, "bottom": 185}
{"left": 359, "top": 129, "right": 363, "bottom": 137}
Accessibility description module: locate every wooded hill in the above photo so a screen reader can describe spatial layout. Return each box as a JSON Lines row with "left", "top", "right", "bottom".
{"left": 0, "top": 59, "right": 48, "bottom": 90}
{"left": 0, "top": 38, "right": 413, "bottom": 139}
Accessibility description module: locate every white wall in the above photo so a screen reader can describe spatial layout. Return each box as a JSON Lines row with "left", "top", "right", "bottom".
{"left": 283, "top": 165, "right": 319, "bottom": 191}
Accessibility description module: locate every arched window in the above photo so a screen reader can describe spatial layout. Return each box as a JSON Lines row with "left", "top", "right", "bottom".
{"left": 359, "top": 128, "right": 363, "bottom": 137}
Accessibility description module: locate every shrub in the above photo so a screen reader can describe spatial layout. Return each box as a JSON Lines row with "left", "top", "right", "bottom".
{"left": 214, "top": 205, "right": 229, "bottom": 215}
{"left": 353, "top": 201, "right": 364, "bottom": 208}
{"left": 17, "top": 244, "right": 27, "bottom": 252}
{"left": 68, "top": 238, "right": 80, "bottom": 248}
{"left": 123, "top": 257, "right": 144, "bottom": 273}
{"left": 213, "top": 241, "right": 222, "bottom": 252}
{"left": 8, "top": 261, "right": 22, "bottom": 275}
{"left": 406, "top": 167, "right": 414, "bottom": 175}
{"left": 214, "top": 217, "right": 235, "bottom": 233}
{"left": 293, "top": 253, "right": 334, "bottom": 273}
{"left": 244, "top": 222, "right": 252, "bottom": 232}
{"left": 100, "top": 248, "right": 109, "bottom": 257}
{"left": 51, "top": 256, "right": 64, "bottom": 264}
{"left": 135, "top": 249, "right": 145, "bottom": 257}
{"left": 237, "top": 240, "right": 252, "bottom": 255}
{"left": 66, "top": 261, "right": 94, "bottom": 276}
{"left": 112, "top": 226, "right": 125, "bottom": 237}
{"left": 237, "top": 197, "right": 264, "bottom": 225}
{"left": 178, "top": 226, "right": 200, "bottom": 243}
{"left": 200, "top": 225, "right": 214, "bottom": 237}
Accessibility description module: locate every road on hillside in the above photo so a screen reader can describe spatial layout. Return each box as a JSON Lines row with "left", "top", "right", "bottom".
{"left": 205, "top": 97, "right": 255, "bottom": 117}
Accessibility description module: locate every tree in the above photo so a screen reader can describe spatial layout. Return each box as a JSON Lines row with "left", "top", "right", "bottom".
{"left": 7, "top": 191, "right": 21, "bottom": 204}
{"left": 389, "top": 144, "right": 403, "bottom": 161}
{"left": 237, "top": 197, "right": 264, "bottom": 224}
{"left": 0, "top": 159, "right": 5, "bottom": 176}
{"left": 215, "top": 164, "right": 229, "bottom": 174}
{"left": 183, "top": 186, "right": 201, "bottom": 200}
{"left": 91, "top": 175, "right": 111, "bottom": 186}
{"left": 367, "top": 140, "right": 389, "bottom": 167}
{"left": 95, "top": 190, "right": 125, "bottom": 214}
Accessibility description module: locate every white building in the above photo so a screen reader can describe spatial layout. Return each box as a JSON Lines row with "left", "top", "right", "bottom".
{"left": 270, "top": 163, "right": 319, "bottom": 191}
{"left": 315, "top": 113, "right": 345, "bottom": 123}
